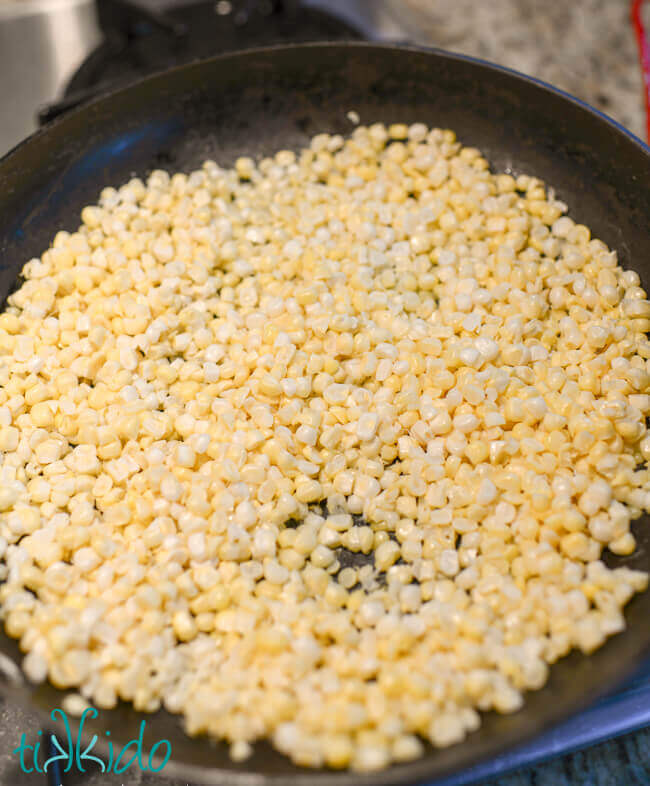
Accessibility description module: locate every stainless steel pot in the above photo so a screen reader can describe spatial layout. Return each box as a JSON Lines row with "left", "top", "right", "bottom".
{"left": 0, "top": 0, "right": 102, "bottom": 155}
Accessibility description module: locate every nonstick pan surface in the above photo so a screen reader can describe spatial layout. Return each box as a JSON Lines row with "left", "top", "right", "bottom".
{"left": 0, "top": 43, "right": 649, "bottom": 786}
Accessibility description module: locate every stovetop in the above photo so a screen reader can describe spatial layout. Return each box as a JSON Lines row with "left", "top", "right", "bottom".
{"left": 0, "top": 0, "right": 403, "bottom": 155}
{"left": 68, "top": 0, "right": 362, "bottom": 91}
{"left": 0, "top": 0, "right": 649, "bottom": 783}
{"left": 37, "top": 0, "right": 366, "bottom": 124}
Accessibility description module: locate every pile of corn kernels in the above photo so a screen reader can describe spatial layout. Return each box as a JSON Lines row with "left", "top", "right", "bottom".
{"left": 0, "top": 123, "right": 648, "bottom": 771}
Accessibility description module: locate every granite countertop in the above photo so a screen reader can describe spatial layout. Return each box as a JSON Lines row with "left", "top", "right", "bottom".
{"left": 379, "top": 0, "right": 646, "bottom": 141}
{"left": 0, "top": 2, "right": 649, "bottom": 786}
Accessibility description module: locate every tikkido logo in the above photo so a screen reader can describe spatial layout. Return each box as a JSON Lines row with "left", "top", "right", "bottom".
{"left": 13, "top": 707, "right": 172, "bottom": 776}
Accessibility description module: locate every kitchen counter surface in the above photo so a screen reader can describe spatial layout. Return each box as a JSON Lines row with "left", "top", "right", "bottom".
{"left": 380, "top": 0, "right": 646, "bottom": 142}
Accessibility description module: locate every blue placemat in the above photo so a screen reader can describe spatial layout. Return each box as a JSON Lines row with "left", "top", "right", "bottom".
{"left": 430, "top": 659, "right": 650, "bottom": 785}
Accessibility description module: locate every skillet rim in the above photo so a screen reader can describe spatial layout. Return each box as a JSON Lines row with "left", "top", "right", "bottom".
{"left": 2, "top": 41, "right": 649, "bottom": 165}
{"left": 0, "top": 41, "right": 649, "bottom": 786}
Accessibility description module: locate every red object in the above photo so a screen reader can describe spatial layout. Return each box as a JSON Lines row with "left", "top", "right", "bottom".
{"left": 632, "top": 0, "right": 650, "bottom": 141}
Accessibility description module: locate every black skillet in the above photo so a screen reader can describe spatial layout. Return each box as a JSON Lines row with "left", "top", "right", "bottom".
{"left": 0, "top": 43, "right": 649, "bottom": 786}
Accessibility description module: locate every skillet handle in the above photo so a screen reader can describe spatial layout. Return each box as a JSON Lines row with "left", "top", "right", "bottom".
{"left": 37, "top": 88, "right": 105, "bottom": 126}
